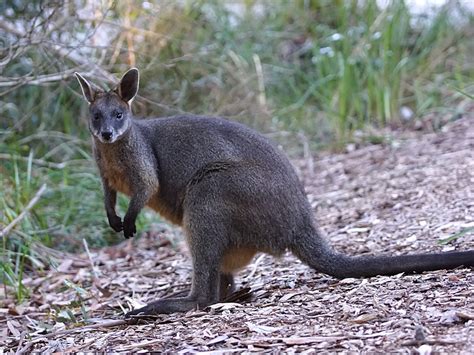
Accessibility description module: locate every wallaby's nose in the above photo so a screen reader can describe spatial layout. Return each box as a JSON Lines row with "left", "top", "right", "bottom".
{"left": 101, "top": 131, "right": 113, "bottom": 141}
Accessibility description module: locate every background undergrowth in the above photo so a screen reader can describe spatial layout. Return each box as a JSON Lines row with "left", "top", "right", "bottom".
{"left": 1, "top": 0, "right": 473, "bottom": 301}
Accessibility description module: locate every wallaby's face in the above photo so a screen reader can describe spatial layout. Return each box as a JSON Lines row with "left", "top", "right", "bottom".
{"left": 75, "top": 69, "right": 139, "bottom": 144}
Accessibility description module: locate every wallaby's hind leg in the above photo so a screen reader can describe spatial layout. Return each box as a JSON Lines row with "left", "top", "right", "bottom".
{"left": 125, "top": 218, "right": 223, "bottom": 317}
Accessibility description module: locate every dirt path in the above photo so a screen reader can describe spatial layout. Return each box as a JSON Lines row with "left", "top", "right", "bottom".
{"left": 2, "top": 116, "right": 473, "bottom": 353}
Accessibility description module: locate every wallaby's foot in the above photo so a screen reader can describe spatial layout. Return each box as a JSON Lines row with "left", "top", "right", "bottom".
{"left": 123, "top": 216, "right": 137, "bottom": 238}
{"left": 125, "top": 297, "right": 204, "bottom": 318}
{"left": 107, "top": 214, "right": 123, "bottom": 232}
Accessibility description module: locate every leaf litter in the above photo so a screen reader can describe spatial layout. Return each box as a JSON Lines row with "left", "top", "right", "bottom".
{"left": 1, "top": 115, "right": 473, "bottom": 353}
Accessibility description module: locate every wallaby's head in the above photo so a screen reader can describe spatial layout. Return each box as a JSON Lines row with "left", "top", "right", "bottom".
{"left": 75, "top": 68, "right": 139, "bottom": 143}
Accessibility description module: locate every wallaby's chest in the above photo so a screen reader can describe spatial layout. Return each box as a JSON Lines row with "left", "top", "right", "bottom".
{"left": 96, "top": 146, "right": 133, "bottom": 196}
{"left": 94, "top": 141, "right": 181, "bottom": 222}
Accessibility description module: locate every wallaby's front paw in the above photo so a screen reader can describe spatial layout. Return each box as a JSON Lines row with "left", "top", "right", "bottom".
{"left": 108, "top": 215, "right": 123, "bottom": 232}
{"left": 123, "top": 217, "right": 136, "bottom": 239}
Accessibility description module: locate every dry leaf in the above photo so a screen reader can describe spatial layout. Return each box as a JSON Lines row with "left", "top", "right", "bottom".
{"left": 57, "top": 259, "right": 74, "bottom": 273}
{"left": 246, "top": 322, "right": 282, "bottom": 334}
{"left": 281, "top": 336, "right": 343, "bottom": 345}
{"left": 418, "top": 344, "right": 433, "bottom": 355}
{"left": 279, "top": 292, "right": 302, "bottom": 302}
{"left": 455, "top": 310, "right": 474, "bottom": 321}
{"left": 7, "top": 320, "right": 21, "bottom": 338}
{"left": 206, "top": 334, "right": 228, "bottom": 345}
{"left": 349, "top": 313, "right": 378, "bottom": 324}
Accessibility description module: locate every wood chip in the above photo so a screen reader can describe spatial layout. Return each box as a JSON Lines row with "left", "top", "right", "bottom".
{"left": 349, "top": 313, "right": 379, "bottom": 324}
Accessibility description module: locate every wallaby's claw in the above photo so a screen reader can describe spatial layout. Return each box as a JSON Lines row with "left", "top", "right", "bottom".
{"left": 124, "top": 301, "right": 169, "bottom": 318}
{"left": 125, "top": 306, "right": 149, "bottom": 318}
{"left": 124, "top": 307, "right": 161, "bottom": 324}
{"left": 108, "top": 215, "right": 123, "bottom": 232}
{"left": 123, "top": 219, "right": 136, "bottom": 239}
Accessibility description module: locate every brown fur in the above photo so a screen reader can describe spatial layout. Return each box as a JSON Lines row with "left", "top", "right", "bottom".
{"left": 146, "top": 193, "right": 184, "bottom": 226}
{"left": 220, "top": 248, "right": 258, "bottom": 273}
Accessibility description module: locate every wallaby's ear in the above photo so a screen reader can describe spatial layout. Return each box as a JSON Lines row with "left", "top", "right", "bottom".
{"left": 118, "top": 68, "right": 139, "bottom": 104}
{"left": 75, "top": 72, "right": 96, "bottom": 104}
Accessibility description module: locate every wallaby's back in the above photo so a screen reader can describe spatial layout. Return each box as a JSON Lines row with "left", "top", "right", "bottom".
{"left": 137, "top": 115, "right": 307, "bottom": 225}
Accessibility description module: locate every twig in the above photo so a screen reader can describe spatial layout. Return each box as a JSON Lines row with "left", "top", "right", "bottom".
{"left": 0, "top": 153, "right": 75, "bottom": 169}
{"left": 15, "top": 340, "right": 32, "bottom": 355}
{"left": 244, "top": 254, "right": 266, "bottom": 280}
{"left": 0, "top": 70, "right": 76, "bottom": 87}
{"left": 0, "top": 18, "right": 116, "bottom": 84}
{"left": 124, "top": 1, "right": 136, "bottom": 67}
{"left": 241, "top": 331, "right": 395, "bottom": 346}
{"left": 0, "top": 184, "right": 47, "bottom": 239}
{"left": 77, "top": 17, "right": 172, "bottom": 40}
{"left": 26, "top": 319, "right": 127, "bottom": 343}
{"left": 115, "top": 339, "right": 163, "bottom": 351}
{"left": 401, "top": 339, "right": 459, "bottom": 346}
{"left": 15, "top": 332, "right": 26, "bottom": 355}
{"left": 298, "top": 132, "right": 314, "bottom": 177}
{"left": 253, "top": 54, "right": 267, "bottom": 109}
{"left": 83, "top": 238, "right": 100, "bottom": 279}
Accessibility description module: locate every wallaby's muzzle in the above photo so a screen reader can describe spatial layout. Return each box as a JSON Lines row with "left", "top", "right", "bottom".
{"left": 101, "top": 130, "right": 113, "bottom": 142}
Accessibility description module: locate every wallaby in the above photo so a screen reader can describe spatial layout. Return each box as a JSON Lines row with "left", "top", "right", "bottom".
{"left": 75, "top": 68, "right": 473, "bottom": 317}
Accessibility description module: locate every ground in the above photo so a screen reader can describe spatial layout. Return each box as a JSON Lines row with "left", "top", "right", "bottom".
{"left": 2, "top": 115, "right": 473, "bottom": 353}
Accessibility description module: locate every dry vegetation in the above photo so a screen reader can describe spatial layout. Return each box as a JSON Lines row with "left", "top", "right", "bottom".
{"left": 2, "top": 114, "right": 473, "bottom": 353}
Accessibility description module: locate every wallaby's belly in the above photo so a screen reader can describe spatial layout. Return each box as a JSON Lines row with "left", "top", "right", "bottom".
{"left": 147, "top": 193, "right": 183, "bottom": 225}
{"left": 105, "top": 170, "right": 182, "bottom": 225}
{"left": 220, "top": 248, "right": 257, "bottom": 273}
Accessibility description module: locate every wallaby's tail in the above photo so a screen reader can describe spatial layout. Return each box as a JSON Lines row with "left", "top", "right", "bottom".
{"left": 292, "top": 229, "right": 474, "bottom": 279}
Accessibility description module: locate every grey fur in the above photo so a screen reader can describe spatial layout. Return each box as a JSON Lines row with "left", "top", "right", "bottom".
{"left": 75, "top": 69, "right": 474, "bottom": 317}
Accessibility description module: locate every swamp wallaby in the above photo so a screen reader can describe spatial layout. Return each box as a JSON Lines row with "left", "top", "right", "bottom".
{"left": 75, "top": 68, "right": 473, "bottom": 317}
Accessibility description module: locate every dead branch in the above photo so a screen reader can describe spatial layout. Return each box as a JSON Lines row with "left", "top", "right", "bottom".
{"left": 0, "top": 16, "right": 116, "bottom": 85}
{"left": 115, "top": 339, "right": 163, "bottom": 352}
{"left": 0, "top": 154, "right": 87, "bottom": 169}
{"left": 0, "top": 184, "right": 47, "bottom": 239}
{"left": 0, "top": 70, "right": 76, "bottom": 87}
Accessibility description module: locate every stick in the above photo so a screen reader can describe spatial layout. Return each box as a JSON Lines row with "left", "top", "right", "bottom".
{"left": 401, "top": 339, "right": 459, "bottom": 346}
{"left": 0, "top": 184, "right": 47, "bottom": 238}
{"left": 115, "top": 339, "right": 163, "bottom": 351}
{"left": 26, "top": 319, "right": 127, "bottom": 343}
{"left": 0, "top": 70, "right": 77, "bottom": 87}
{"left": 83, "top": 238, "right": 100, "bottom": 279}
{"left": 0, "top": 153, "right": 71, "bottom": 169}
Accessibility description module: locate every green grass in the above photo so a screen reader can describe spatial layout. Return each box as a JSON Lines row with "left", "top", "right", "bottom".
{"left": 131, "top": 0, "right": 474, "bottom": 143}
{"left": 1, "top": 0, "right": 474, "bottom": 300}
{"left": 0, "top": 134, "right": 152, "bottom": 301}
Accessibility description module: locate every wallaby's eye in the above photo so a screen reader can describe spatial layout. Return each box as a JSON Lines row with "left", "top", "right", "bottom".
{"left": 94, "top": 113, "right": 100, "bottom": 121}
{"left": 116, "top": 112, "right": 123, "bottom": 120}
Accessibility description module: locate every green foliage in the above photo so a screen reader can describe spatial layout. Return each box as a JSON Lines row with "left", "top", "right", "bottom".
{"left": 129, "top": 0, "right": 473, "bottom": 143}
{"left": 1, "top": 0, "right": 474, "bottom": 300}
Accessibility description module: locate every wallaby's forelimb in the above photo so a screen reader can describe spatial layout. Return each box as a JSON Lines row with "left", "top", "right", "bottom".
{"left": 123, "top": 186, "right": 154, "bottom": 238}
{"left": 103, "top": 181, "right": 122, "bottom": 232}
